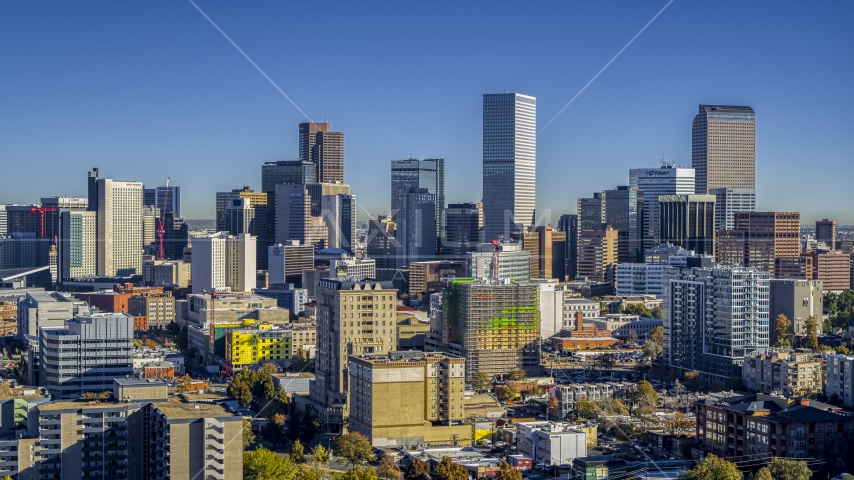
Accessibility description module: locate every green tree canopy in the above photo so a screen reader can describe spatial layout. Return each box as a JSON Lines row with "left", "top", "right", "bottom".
{"left": 290, "top": 440, "right": 305, "bottom": 464}
{"left": 678, "top": 454, "right": 742, "bottom": 480}
{"left": 573, "top": 397, "right": 599, "bottom": 419}
{"left": 243, "top": 418, "right": 256, "bottom": 448}
{"left": 772, "top": 314, "right": 793, "bottom": 347}
{"left": 311, "top": 444, "right": 331, "bottom": 467}
{"left": 804, "top": 316, "right": 819, "bottom": 351}
{"left": 472, "top": 372, "right": 492, "bottom": 392}
{"left": 335, "top": 432, "right": 375, "bottom": 466}
{"left": 244, "top": 447, "right": 296, "bottom": 480}
{"left": 765, "top": 458, "right": 812, "bottom": 480}
{"left": 405, "top": 459, "right": 431, "bottom": 480}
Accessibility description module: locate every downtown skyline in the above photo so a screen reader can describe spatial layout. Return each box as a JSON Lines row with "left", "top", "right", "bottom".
{"left": 1, "top": 2, "right": 852, "bottom": 222}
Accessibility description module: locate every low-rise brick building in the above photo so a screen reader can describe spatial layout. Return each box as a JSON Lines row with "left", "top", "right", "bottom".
{"left": 694, "top": 393, "right": 853, "bottom": 462}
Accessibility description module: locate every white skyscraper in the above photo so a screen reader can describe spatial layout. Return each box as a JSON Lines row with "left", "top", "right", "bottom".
{"left": 482, "top": 93, "right": 536, "bottom": 242}
{"left": 59, "top": 210, "right": 97, "bottom": 280}
{"left": 629, "top": 163, "right": 695, "bottom": 254}
{"left": 191, "top": 232, "right": 256, "bottom": 294}
{"left": 96, "top": 178, "right": 144, "bottom": 276}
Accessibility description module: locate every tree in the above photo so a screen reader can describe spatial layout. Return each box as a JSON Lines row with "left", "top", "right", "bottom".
{"left": 176, "top": 375, "right": 193, "bottom": 394}
{"left": 684, "top": 371, "right": 702, "bottom": 392}
{"left": 804, "top": 316, "right": 819, "bottom": 351}
{"left": 290, "top": 440, "right": 305, "bottom": 464}
{"left": 335, "top": 432, "right": 375, "bottom": 466}
{"left": 573, "top": 398, "right": 599, "bottom": 419}
{"left": 631, "top": 380, "right": 658, "bottom": 411}
{"left": 651, "top": 305, "right": 664, "bottom": 320}
{"left": 765, "top": 458, "right": 812, "bottom": 480}
{"left": 710, "top": 379, "right": 727, "bottom": 393}
{"left": 378, "top": 455, "right": 402, "bottom": 480}
{"left": 494, "top": 462, "right": 522, "bottom": 480}
{"left": 678, "top": 454, "right": 742, "bottom": 480}
{"left": 547, "top": 396, "right": 561, "bottom": 418}
{"left": 497, "top": 385, "right": 515, "bottom": 403}
{"left": 667, "top": 412, "right": 695, "bottom": 435}
{"left": 829, "top": 392, "right": 843, "bottom": 406}
{"left": 176, "top": 326, "right": 189, "bottom": 352}
{"left": 529, "top": 384, "right": 540, "bottom": 396}
{"left": 773, "top": 314, "right": 793, "bottom": 347}
{"left": 628, "top": 331, "right": 638, "bottom": 344}
{"left": 299, "top": 404, "right": 318, "bottom": 443}
{"left": 643, "top": 326, "right": 664, "bottom": 364}
{"left": 263, "top": 413, "right": 287, "bottom": 451}
{"left": 227, "top": 378, "right": 253, "bottom": 405}
{"left": 82, "top": 392, "right": 97, "bottom": 399}
{"left": 433, "top": 456, "right": 468, "bottom": 480}
{"left": 508, "top": 370, "right": 527, "bottom": 382}
{"left": 143, "top": 338, "right": 157, "bottom": 349}
{"left": 342, "top": 467, "right": 378, "bottom": 480}
{"left": 603, "top": 398, "right": 629, "bottom": 416}
{"left": 244, "top": 447, "right": 295, "bottom": 480}
{"left": 311, "top": 444, "right": 331, "bottom": 467}
{"left": 242, "top": 418, "right": 256, "bottom": 448}
{"left": 261, "top": 362, "right": 279, "bottom": 375}
{"left": 749, "top": 468, "right": 773, "bottom": 480}
{"left": 472, "top": 372, "right": 492, "bottom": 392}
{"left": 405, "top": 459, "right": 431, "bottom": 480}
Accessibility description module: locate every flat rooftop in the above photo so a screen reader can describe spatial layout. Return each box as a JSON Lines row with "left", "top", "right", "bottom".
{"left": 153, "top": 396, "right": 232, "bottom": 419}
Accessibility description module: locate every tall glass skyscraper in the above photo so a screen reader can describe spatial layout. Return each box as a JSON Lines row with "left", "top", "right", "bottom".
{"left": 482, "top": 93, "right": 536, "bottom": 242}
{"left": 390, "top": 158, "right": 445, "bottom": 254}
{"left": 629, "top": 163, "right": 695, "bottom": 254}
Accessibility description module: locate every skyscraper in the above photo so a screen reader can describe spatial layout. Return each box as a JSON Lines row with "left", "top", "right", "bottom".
{"left": 58, "top": 210, "right": 96, "bottom": 280}
{"left": 366, "top": 216, "right": 398, "bottom": 270}
{"left": 708, "top": 188, "right": 757, "bottom": 230}
{"left": 274, "top": 184, "right": 326, "bottom": 249}
{"left": 601, "top": 186, "right": 645, "bottom": 263}
{"left": 577, "top": 228, "right": 619, "bottom": 284}
{"left": 225, "top": 198, "right": 256, "bottom": 236}
{"left": 692, "top": 105, "right": 756, "bottom": 194}
{"left": 191, "top": 232, "right": 256, "bottom": 294}
{"left": 144, "top": 185, "right": 180, "bottom": 217}
{"left": 482, "top": 93, "right": 536, "bottom": 241}
{"left": 716, "top": 211, "right": 801, "bottom": 276}
{"left": 444, "top": 202, "right": 483, "bottom": 258}
{"left": 321, "top": 193, "right": 357, "bottom": 253}
{"left": 629, "top": 164, "right": 695, "bottom": 252}
{"left": 40, "top": 196, "right": 88, "bottom": 243}
{"left": 215, "top": 187, "right": 267, "bottom": 232}
{"left": 261, "top": 159, "right": 317, "bottom": 192}
{"left": 395, "top": 187, "right": 437, "bottom": 268}
{"left": 95, "top": 177, "right": 144, "bottom": 276}
{"left": 391, "top": 158, "right": 446, "bottom": 253}
{"left": 299, "top": 122, "right": 344, "bottom": 183}
{"left": 816, "top": 219, "right": 837, "bottom": 251}
{"left": 659, "top": 194, "right": 716, "bottom": 256}
{"left": 558, "top": 214, "right": 578, "bottom": 280}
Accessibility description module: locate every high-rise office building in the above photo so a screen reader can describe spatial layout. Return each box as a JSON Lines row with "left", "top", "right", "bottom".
{"left": 516, "top": 226, "right": 566, "bottom": 280}
{"left": 162, "top": 211, "right": 189, "bottom": 261}
{"left": 629, "top": 164, "right": 695, "bottom": 252}
{"left": 321, "top": 193, "right": 357, "bottom": 253}
{"left": 299, "top": 122, "right": 344, "bottom": 183}
{"left": 444, "top": 279, "right": 540, "bottom": 380}
{"left": 716, "top": 211, "right": 801, "bottom": 276}
{"left": 659, "top": 194, "right": 716, "bottom": 256}
{"left": 558, "top": 214, "right": 578, "bottom": 280}
{"left": 215, "top": 187, "right": 267, "bottom": 232}
{"left": 40, "top": 196, "right": 88, "bottom": 242}
{"left": 708, "top": 188, "right": 756, "bottom": 230}
{"left": 191, "top": 232, "right": 256, "bottom": 294}
{"left": 366, "top": 216, "right": 398, "bottom": 270}
{"left": 142, "top": 205, "right": 159, "bottom": 248}
{"left": 310, "top": 278, "right": 397, "bottom": 433}
{"left": 577, "top": 195, "right": 604, "bottom": 232}
{"left": 395, "top": 187, "right": 437, "bottom": 268}
{"left": 225, "top": 197, "right": 256, "bottom": 236}
{"left": 40, "top": 313, "right": 134, "bottom": 399}
{"left": 4, "top": 205, "right": 41, "bottom": 236}
{"left": 444, "top": 202, "right": 483, "bottom": 258}
{"left": 144, "top": 185, "right": 180, "bottom": 217}
{"left": 692, "top": 105, "right": 756, "bottom": 194}
{"left": 601, "top": 186, "right": 645, "bottom": 263}
{"left": 261, "top": 159, "right": 317, "bottom": 192}
{"left": 58, "top": 210, "right": 97, "bottom": 281}
{"left": 268, "top": 241, "right": 315, "bottom": 285}
{"left": 391, "top": 158, "right": 446, "bottom": 253}
{"left": 577, "top": 228, "right": 619, "bottom": 284}
{"left": 482, "top": 93, "right": 536, "bottom": 241}
{"left": 816, "top": 219, "right": 837, "bottom": 251}
{"left": 805, "top": 250, "right": 850, "bottom": 292}
{"left": 665, "top": 262, "right": 769, "bottom": 382}
{"left": 274, "top": 184, "right": 327, "bottom": 249}
{"left": 95, "top": 176, "right": 144, "bottom": 276}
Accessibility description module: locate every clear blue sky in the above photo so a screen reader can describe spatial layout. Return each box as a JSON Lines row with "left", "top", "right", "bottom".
{"left": 1, "top": 1, "right": 852, "bottom": 223}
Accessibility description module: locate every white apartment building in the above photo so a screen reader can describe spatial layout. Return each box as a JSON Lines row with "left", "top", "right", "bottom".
{"left": 827, "top": 354, "right": 854, "bottom": 408}
{"left": 97, "top": 177, "right": 144, "bottom": 276}
{"left": 467, "top": 242, "right": 531, "bottom": 282}
{"left": 330, "top": 257, "right": 376, "bottom": 280}
{"left": 191, "top": 232, "right": 256, "bottom": 294}
{"left": 515, "top": 422, "right": 587, "bottom": 466}
{"left": 537, "top": 281, "right": 564, "bottom": 339}
{"left": 615, "top": 263, "right": 666, "bottom": 296}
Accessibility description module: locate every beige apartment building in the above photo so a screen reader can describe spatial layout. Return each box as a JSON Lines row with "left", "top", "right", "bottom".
{"left": 577, "top": 228, "right": 618, "bottom": 284}
{"left": 742, "top": 350, "right": 824, "bottom": 397}
{"left": 310, "top": 279, "right": 398, "bottom": 433}
{"left": 349, "top": 351, "right": 472, "bottom": 447}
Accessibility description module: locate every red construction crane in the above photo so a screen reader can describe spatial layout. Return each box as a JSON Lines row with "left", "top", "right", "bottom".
{"left": 156, "top": 178, "right": 170, "bottom": 260}
{"left": 491, "top": 239, "right": 500, "bottom": 280}
{"left": 29, "top": 207, "right": 59, "bottom": 239}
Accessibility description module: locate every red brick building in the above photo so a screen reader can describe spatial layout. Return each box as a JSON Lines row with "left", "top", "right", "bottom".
{"left": 144, "top": 361, "right": 175, "bottom": 380}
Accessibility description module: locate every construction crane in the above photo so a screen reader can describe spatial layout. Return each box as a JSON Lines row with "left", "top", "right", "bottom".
{"left": 491, "top": 239, "right": 500, "bottom": 280}
{"left": 29, "top": 207, "right": 59, "bottom": 239}
{"left": 203, "top": 289, "right": 250, "bottom": 378}
{"left": 156, "top": 178, "right": 170, "bottom": 260}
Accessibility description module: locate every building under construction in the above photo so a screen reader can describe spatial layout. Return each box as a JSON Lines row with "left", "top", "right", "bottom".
{"left": 444, "top": 279, "right": 540, "bottom": 380}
